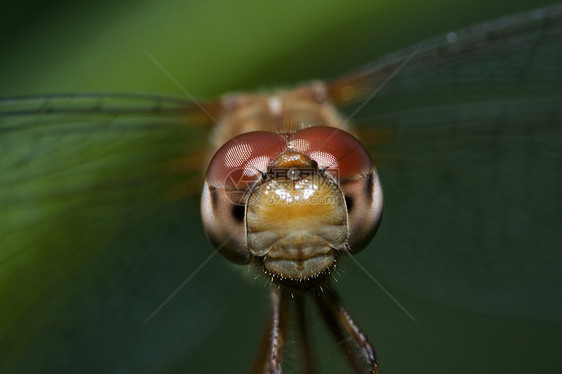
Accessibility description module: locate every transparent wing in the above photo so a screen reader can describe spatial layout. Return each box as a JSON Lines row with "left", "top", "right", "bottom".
{"left": 330, "top": 5, "right": 562, "bottom": 320}
{"left": 0, "top": 93, "right": 239, "bottom": 373}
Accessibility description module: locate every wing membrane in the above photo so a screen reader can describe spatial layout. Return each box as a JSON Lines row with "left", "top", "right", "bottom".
{"left": 0, "top": 93, "right": 230, "bottom": 373}
{"left": 331, "top": 4, "right": 562, "bottom": 320}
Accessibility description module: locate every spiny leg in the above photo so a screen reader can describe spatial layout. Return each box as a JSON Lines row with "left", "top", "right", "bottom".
{"left": 294, "top": 294, "right": 318, "bottom": 374}
{"left": 250, "top": 286, "right": 291, "bottom": 374}
{"left": 314, "top": 285, "right": 378, "bottom": 374}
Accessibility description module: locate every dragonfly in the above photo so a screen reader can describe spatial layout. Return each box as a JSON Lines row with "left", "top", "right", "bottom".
{"left": 1, "top": 3, "right": 562, "bottom": 374}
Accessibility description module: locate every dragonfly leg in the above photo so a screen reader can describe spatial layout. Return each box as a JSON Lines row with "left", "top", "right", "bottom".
{"left": 295, "top": 294, "right": 319, "bottom": 374}
{"left": 249, "top": 285, "right": 291, "bottom": 374}
{"left": 315, "top": 285, "right": 379, "bottom": 374}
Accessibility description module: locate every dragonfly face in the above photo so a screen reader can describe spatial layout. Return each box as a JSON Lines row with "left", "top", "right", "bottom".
{"left": 1, "top": 2, "right": 562, "bottom": 374}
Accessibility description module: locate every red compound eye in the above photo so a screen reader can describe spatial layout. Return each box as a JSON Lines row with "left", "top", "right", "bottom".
{"left": 290, "top": 126, "right": 374, "bottom": 181}
{"left": 206, "top": 131, "right": 288, "bottom": 190}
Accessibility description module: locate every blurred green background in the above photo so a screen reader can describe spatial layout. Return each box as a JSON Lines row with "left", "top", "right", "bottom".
{"left": 1, "top": 1, "right": 561, "bottom": 373}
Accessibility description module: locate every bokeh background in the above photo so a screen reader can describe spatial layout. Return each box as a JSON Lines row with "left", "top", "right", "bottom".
{"left": 1, "top": 0, "right": 561, "bottom": 373}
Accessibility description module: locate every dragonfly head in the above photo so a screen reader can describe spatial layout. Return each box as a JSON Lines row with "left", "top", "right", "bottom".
{"left": 201, "top": 126, "right": 383, "bottom": 287}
